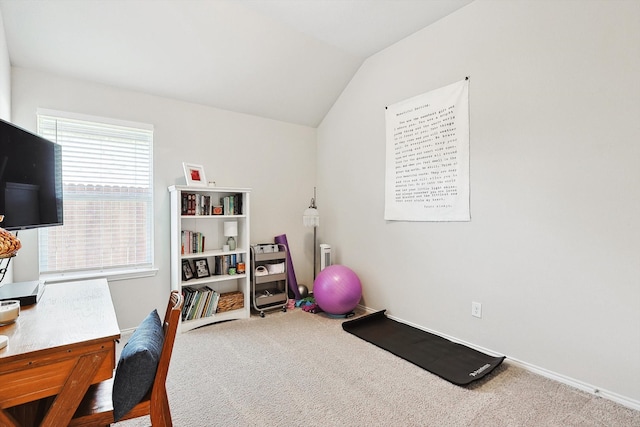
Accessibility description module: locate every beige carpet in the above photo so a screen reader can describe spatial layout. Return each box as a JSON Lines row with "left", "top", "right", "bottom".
{"left": 116, "top": 307, "right": 640, "bottom": 426}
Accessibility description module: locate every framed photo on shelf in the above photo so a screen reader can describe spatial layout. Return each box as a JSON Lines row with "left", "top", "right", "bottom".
{"left": 183, "top": 162, "right": 208, "bottom": 187}
{"left": 182, "top": 259, "right": 194, "bottom": 281}
{"left": 193, "top": 258, "right": 210, "bottom": 278}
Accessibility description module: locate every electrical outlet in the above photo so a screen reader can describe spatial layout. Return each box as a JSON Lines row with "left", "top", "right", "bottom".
{"left": 471, "top": 302, "right": 482, "bottom": 318}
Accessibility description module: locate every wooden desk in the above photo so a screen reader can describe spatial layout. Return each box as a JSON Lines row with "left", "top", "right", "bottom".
{"left": 0, "top": 279, "right": 120, "bottom": 426}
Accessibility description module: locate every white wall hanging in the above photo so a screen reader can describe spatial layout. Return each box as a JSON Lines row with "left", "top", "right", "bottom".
{"left": 384, "top": 78, "right": 470, "bottom": 222}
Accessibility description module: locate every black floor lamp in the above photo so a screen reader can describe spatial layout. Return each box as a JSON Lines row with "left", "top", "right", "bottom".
{"left": 303, "top": 188, "right": 320, "bottom": 280}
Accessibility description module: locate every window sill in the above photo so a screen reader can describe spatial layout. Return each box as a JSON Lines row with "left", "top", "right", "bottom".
{"left": 41, "top": 267, "right": 159, "bottom": 284}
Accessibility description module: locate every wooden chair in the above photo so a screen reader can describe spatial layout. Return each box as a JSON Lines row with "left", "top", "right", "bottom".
{"left": 69, "top": 291, "right": 184, "bottom": 427}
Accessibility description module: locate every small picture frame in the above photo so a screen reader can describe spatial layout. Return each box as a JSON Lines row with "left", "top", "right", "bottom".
{"left": 193, "top": 258, "right": 210, "bottom": 278}
{"left": 182, "top": 259, "right": 194, "bottom": 281}
{"left": 183, "top": 162, "right": 208, "bottom": 187}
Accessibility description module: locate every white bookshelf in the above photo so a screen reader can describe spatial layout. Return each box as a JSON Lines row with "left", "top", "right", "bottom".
{"left": 168, "top": 185, "right": 251, "bottom": 332}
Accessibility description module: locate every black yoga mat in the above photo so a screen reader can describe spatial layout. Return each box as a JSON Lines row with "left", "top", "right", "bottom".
{"left": 342, "top": 310, "right": 505, "bottom": 386}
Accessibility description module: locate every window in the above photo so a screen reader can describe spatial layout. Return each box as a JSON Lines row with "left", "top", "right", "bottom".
{"left": 37, "top": 109, "right": 154, "bottom": 280}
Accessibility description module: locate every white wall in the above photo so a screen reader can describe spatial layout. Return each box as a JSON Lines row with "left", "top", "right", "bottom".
{"left": 317, "top": 0, "right": 640, "bottom": 406}
{"left": 0, "top": 9, "right": 9, "bottom": 120}
{"left": 11, "top": 67, "right": 317, "bottom": 329}
{"left": 0, "top": 9, "right": 11, "bottom": 283}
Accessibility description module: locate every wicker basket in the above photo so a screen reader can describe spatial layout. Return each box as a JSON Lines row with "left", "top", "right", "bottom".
{"left": 217, "top": 291, "right": 244, "bottom": 313}
{"left": 0, "top": 227, "right": 21, "bottom": 258}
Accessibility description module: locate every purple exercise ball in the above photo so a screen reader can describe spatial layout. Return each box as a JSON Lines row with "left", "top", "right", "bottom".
{"left": 313, "top": 265, "right": 362, "bottom": 315}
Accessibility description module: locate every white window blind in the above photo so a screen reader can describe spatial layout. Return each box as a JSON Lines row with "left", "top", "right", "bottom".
{"left": 37, "top": 110, "right": 154, "bottom": 277}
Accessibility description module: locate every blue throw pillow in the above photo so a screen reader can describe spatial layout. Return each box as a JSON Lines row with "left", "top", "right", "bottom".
{"left": 112, "top": 309, "right": 164, "bottom": 421}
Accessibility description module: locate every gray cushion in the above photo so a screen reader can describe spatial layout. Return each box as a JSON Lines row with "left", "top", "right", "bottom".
{"left": 112, "top": 309, "right": 164, "bottom": 421}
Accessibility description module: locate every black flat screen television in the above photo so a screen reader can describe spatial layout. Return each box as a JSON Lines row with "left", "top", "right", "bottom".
{"left": 0, "top": 118, "right": 63, "bottom": 230}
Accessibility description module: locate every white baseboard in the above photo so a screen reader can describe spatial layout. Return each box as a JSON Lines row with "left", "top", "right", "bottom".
{"left": 355, "top": 305, "right": 640, "bottom": 412}
{"left": 504, "top": 357, "right": 640, "bottom": 411}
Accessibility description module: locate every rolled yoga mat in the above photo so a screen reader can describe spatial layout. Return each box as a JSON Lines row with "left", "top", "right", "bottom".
{"left": 274, "top": 234, "right": 301, "bottom": 300}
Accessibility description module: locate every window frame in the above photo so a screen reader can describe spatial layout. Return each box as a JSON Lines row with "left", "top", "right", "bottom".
{"left": 36, "top": 108, "right": 157, "bottom": 283}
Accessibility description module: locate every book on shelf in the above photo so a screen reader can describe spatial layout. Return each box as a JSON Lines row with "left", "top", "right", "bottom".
{"left": 181, "top": 193, "right": 189, "bottom": 215}
{"left": 214, "top": 256, "right": 222, "bottom": 276}
{"left": 187, "top": 289, "right": 201, "bottom": 320}
{"left": 194, "top": 287, "right": 209, "bottom": 319}
{"left": 182, "top": 287, "right": 196, "bottom": 320}
{"left": 223, "top": 255, "right": 229, "bottom": 275}
{"left": 206, "top": 291, "right": 220, "bottom": 317}
{"left": 221, "top": 196, "right": 229, "bottom": 215}
{"left": 234, "top": 193, "right": 243, "bottom": 215}
{"left": 188, "top": 193, "right": 196, "bottom": 215}
{"left": 199, "top": 289, "right": 212, "bottom": 319}
{"left": 198, "top": 194, "right": 211, "bottom": 216}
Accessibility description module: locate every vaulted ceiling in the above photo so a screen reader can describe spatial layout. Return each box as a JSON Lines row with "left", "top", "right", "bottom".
{"left": 0, "top": 0, "right": 473, "bottom": 127}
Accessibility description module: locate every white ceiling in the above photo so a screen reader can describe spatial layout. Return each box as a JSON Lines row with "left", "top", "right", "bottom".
{"left": 0, "top": 0, "right": 473, "bottom": 127}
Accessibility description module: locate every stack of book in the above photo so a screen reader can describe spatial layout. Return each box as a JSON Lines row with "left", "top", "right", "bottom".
{"left": 181, "top": 230, "right": 205, "bottom": 254}
{"left": 213, "top": 254, "right": 238, "bottom": 275}
{"left": 181, "top": 193, "right": 243, "bottom": 215}
{"left": 182, "top": 287, "right": 220, "bottom": 321}
{"left": 220, "top": 194, "right": 243, "bottom": 215}
{"left": 181, "top": 193, "right": 213, "bottom": 215}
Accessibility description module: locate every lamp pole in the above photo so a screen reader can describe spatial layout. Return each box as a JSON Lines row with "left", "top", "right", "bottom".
{"left": 303, "top": 187, "right": 320, "bottom": 281}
